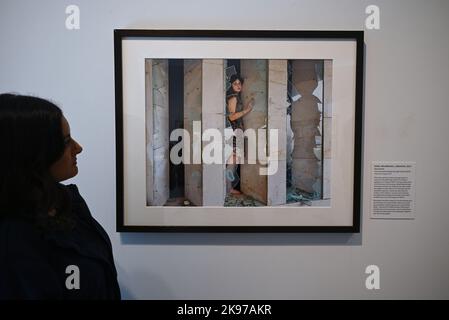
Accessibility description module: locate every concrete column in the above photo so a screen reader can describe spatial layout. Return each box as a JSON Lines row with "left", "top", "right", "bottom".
{"left": 267, "top": 60, "right": 288, "bottom": 206}
{"left": 323, "top": 60, "right": 332, "bottom": 199}
{"left": 240, "top": 60, "right": 268, "bottom": 204}
{"left": 149, "top": 59, "right": 170, "bottom": 206}
{"left": 145, "top": 59, "right": 154, "bottom": 205}
{"left": 184, "top": 60, "right": 203, "bottom": 206}
{"left": 202, "top": 59, "right": 226, "bottom": 206}
{"left": 291, "top": 60, "right": 322, "bottom": 195}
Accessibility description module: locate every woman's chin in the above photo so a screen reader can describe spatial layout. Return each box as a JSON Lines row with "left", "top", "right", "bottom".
{"left": 63, "top": 167, "right": 79, "bottom": 181}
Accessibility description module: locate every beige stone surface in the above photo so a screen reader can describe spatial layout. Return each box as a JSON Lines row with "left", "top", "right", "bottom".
{"left": 323, "top": 117, "right": 332, "bottom": 159}
{"left": 240, "top": 59, "right": 268, "bottom": 204}
{"left": 291, "top": 60, "right": 322, "bottom": 195}
{"left": 267, "top": 60, "right": 287, "bottom": 205}
{"left": 202, "top": 59, "right": 226, "bottom": 206}
{"left": 322, "top": 60, "right": 332, "bottom": 199}
{"left": 184, "top": 59, "right": 203, "bottom": 206}
{"left": 151, "top": 59, "right": 170, "bottom": 206}
{"left": 145, "top": 59, "right": 154, "bottom": 205}
{"left": 323, "top": 60, "right": 333, "bottom": 118}
{"left": 267, "top": 160, "right": 287, "bottom": 206}
{"left": 323, "top": 158, "right": 331, "bottom": 200}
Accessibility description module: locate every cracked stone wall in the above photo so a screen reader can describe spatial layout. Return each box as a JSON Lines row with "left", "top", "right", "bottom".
{"left": 267, "top": 60, "right": 288, "bottom": 206}
{"left": 146, "top": 59, "right": 170, "bottom": 206}
{"left": 202, "top": 59, "right": 226, "bottom": 206}
{"left": 291, "top": 60, "right": 322, "bottom": 195}
{"left": 184, "top": 60, "right": 203, "bottom": 206}
{"left": 240, "top": 60, "right": 268, "bottom": 204}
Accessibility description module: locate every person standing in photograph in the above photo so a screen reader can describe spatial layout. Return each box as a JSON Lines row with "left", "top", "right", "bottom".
{"left": 225, "top": 74, "right": 254, "bottom": 195}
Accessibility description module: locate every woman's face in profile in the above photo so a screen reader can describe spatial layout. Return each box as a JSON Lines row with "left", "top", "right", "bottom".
{"left": 49, "top": 116, "right": 83, "bottom": 182}
{"left": 231, "top": 79, "right": 242, "bottom": 93}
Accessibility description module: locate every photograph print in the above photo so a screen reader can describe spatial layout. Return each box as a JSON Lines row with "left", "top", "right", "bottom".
{"left": 146, "top": 58, "right": 332, "bottom": 208}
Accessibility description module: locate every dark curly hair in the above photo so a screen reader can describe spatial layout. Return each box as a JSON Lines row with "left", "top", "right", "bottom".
{"left": 229, "top": 74, "right": 244, "bottom": 86}
{"left": 0, "top": 93, "right": 73, "bottom": 230}
{"left": 227, "top": 74, "right": 245, "bottom": 98}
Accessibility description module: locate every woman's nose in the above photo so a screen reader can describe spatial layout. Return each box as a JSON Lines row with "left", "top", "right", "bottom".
{"left": 74, "top": 139, "right": 83, "bottom": 154}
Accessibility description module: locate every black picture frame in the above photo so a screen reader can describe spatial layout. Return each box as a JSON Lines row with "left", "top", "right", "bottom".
{"left": 114, "top": 29, "right": 364, "bottom": 233}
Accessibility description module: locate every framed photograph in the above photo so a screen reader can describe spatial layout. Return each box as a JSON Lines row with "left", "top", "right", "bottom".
{"left": 114, "top": 30, "right": 363, "bottom": 232}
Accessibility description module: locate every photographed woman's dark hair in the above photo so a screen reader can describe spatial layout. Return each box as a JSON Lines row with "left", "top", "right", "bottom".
{"left": 226, "top": 74, "right": 244, "bottom": 97}
{"left": 0, "top": 93, "right": 73, "bottom": 229}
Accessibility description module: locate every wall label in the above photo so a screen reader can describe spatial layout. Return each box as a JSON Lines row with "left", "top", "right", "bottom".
{"left": 371, "top": 162, "right": 416, "bottom": 219}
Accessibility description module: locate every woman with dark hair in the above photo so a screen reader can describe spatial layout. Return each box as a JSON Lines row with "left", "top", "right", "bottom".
{"left": 225, "top": 74, "right": 254, "bottom": 195}
{"left": 0, "top": 94, "right": 120, "bottom": 299}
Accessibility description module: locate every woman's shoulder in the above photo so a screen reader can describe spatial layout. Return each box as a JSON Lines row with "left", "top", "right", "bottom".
{"left": 64, "top": 184, "right": 87, "bottom": 207}
{"left": 64, "top": 183, "right": 81, "bottom": 198}
{"left": 226, "top": 93, "right": 238, "bottom": 101}
{"left": 0, "top": 184, "right": 83, "bottom": 249}
{"left": 59, "top": 184, "right": 95, "bottom": 226}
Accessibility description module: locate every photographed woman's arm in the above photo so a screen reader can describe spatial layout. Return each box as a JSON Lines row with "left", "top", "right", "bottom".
{"left": 227, "top": 97, "right": 253, "bottom": 122}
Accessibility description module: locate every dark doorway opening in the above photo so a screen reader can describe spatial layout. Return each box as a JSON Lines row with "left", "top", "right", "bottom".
{"left": 168, "top": 59, "right": 185, "bottom": 199}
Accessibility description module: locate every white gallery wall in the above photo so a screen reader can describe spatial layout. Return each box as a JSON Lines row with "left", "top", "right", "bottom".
{"left": 1, "top": 0, "right": 448, "bottom": 299}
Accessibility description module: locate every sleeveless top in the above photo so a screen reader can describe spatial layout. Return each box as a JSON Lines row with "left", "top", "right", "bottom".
{"left": 226, "top": 93, "right": 244, "bottom": 130}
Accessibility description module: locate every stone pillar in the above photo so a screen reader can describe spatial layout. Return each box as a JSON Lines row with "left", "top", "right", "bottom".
{"left": 202, "top": 59, "right": 226, "bottom": 206}
{"left": 240, "top": 60, "right": 268, "bottom": 204}
{"left": 291, "top": 60, "right": 322, "bottom": 195}
{"left": 322, "top": 60, "right": 332, "bottom": 199}
{"left": 184, "top": 60, "right": 203, "bottom": 206}
{"left": 267, "top": 60, "right": 288, "bottom": 206}
{"left": 146, "top": 59, "right": 170, "bottom": 206}
{"left": 145, "top": 59, "right": 154, "bottom": 205}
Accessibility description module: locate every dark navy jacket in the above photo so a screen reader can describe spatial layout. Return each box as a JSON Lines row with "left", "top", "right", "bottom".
{"left": 0, "top": 184, "right": 121, "bottom": 299}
